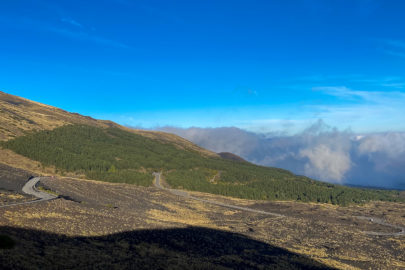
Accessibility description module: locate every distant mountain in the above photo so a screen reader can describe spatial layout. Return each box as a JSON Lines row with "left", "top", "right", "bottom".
{"left": 0, "top": 90, "right": 403, "bottom": 205}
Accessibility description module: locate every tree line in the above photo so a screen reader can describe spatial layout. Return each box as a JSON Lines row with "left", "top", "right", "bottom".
{"left": 1, "top": 124, "right": 402, "bottom": 205}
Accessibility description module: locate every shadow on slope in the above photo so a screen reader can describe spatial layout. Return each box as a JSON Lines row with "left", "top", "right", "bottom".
{"left": 0, "top": 226, "right": 335, "bottom": 270}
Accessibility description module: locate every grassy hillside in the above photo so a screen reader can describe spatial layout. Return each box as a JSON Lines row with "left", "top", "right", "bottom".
{"left": 0, "top": 91, "right": 217, "bottom": 158}
{"left": 1, "top": 124, "right": 402, "bottom": 205}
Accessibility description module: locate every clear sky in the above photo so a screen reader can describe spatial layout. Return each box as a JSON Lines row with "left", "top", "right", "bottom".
{"left": 1, "top": 0, "right": 405, "bottom": 134}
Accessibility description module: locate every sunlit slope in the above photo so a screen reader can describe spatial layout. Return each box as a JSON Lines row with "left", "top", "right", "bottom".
{"left": 0, "top": 91, "right": 217, "bottom": 157}
{"left": 2, "top": 124, "right": 402, "bottom": 205}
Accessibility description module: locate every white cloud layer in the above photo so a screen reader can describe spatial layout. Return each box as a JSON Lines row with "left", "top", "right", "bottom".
{"left": 161, "top": 121, "right": 405, "bottom": 189}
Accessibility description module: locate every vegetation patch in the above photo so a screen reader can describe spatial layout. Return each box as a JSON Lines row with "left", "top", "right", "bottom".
{"left": 2, "top": 124, "right": 403, "bottom": 205}
{"left": 38, "top": 186, "right": 59, "bottom": 196}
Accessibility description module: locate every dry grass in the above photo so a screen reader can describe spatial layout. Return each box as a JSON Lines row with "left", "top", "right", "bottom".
{"left": 148, "top": 202, "right": 213, "bottom": 226}
{"left": 0, "top": 149, "right": 53, "bottom": 175}
{"left": 0, "top": 193, "right": 25, "bottom": 200}
{"left": 0, "top": 191, "right": 33, "bottom": 206}
{"left": 0, "top": 91, "right": 218, "bottom": 158}
{"left": 1, "top": 176, "right": 403, "bottom": 269}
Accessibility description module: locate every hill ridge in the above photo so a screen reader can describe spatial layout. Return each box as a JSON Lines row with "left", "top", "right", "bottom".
{"left": 0, "top": 90, "right": 217, "bottom": 157}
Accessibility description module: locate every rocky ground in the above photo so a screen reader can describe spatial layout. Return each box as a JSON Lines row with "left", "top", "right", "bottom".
{"left": 0, "top": 164, "right": 35, "bottom": 206}
{"left": 0, "top": 167, "right": 404, "bottom": 269}
{"left": 0, "top": 163, "right": 34, "bottom": 192}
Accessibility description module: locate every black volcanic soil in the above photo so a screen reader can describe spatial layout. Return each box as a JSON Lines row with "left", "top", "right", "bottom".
{"left": 0, "top": 226, "right": 333, "bottom": 270}
{"left": 0, "top": 175, "right": 404, "bottom": 269}
{"left": 0, "top": 164, "right": 35, "bottom": 205}
{"left": 0, "top": 163, "right": 34, "bottom": 192}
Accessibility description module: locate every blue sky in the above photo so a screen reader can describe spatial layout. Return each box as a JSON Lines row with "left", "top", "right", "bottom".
{"left": 1, "top": 0, "right": 405, "bottom": 134}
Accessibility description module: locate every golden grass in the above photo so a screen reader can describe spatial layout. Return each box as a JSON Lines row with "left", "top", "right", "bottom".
{"left": 0, "top": 91, "right": 218, "bottom": 158}
{"left": 147, "top": 202, "right": 213, "bottom": 227}
{"left": 0, "top": 193, "right": 25, "bottom": 200}
{"left": 2, "top": 208, "right": 73, "bottom": 228}
{"left": 389, "top": 237, "right": 405, "bottom": 250}
{"left": 0, "top": 148, "right": 55, "bottom": 175}
{"left": 391, "top": 260, "right": 405, "bottom": 268}
{"left": 222, "top": 210, "right": 239, "bottom": 216}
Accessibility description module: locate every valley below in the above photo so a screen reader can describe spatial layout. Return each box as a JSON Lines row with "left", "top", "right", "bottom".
{"left": 1, "top": 167, "right": 404, "bottom": 269}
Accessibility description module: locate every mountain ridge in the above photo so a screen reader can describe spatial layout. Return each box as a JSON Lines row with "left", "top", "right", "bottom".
{"left": 0, "top": 90, "right": 217, "bottom": 158}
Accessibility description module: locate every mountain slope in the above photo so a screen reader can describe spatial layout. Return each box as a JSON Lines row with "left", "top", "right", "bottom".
{"left": 0, "top": 91, "right": 403, "bottom": 205}
{"left": 0, "top": 91, "right": 217, "bottom": 157}
{"left": 218, "top": 152, "right": 247, "bottom": 162}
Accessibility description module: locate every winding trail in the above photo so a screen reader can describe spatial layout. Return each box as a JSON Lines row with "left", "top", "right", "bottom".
{"left": 0, "top": 177, "right": 58, "bottom": 208}
{"left": 153, "top": 172, "right": 405, "bottom": 236}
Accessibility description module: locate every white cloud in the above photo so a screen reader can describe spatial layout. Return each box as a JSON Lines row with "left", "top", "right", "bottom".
{"left": 380, "top": 83, "right": 405, "bottom": 89}
{"left": 160, "top": 122, "right": 405, "bottom": 189}
{"left": 313, "top": 86, "right": 405, "bottom": 103}
{"left": 308, "top": 86, "right": 405, "bottom": 132}
{"left": 300, "top": 144, "right": 351, "bottom": 182}
{"left": 358, "top": 133, "right": 405, "bottom": 159}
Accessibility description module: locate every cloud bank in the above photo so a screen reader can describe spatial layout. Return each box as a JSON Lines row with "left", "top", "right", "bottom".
{"left": 161, "top": 121, "right": 405, "bottom": 190}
